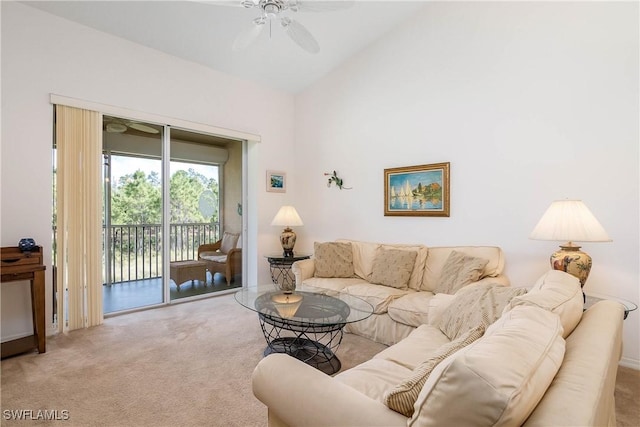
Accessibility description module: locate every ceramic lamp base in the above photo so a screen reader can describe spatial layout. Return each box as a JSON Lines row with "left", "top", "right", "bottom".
{"left": 549, "top": 243, "right": 592, "bottom": 288}
{"left": 280, "top": 227, "right": 297, "bottom": 258}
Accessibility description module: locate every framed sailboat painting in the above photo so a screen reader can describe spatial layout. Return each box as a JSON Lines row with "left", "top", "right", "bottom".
{"left": 384, "top": 162, "right": 450, "bottom": 217}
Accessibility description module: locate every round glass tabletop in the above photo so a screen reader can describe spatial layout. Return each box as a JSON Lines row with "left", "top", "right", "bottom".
{"left": 585, "top": 292, "right": 637, "bottom": 319}
{"left": 234, "top": 285, "right": 373, "bottom": 325}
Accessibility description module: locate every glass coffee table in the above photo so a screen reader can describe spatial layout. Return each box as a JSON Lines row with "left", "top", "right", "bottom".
{"left": 235, "top": 286, "right": 373, "bottom": 375}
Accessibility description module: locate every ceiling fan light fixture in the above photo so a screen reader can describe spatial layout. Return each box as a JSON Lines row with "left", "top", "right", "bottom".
{"left": 263, "top": 2, "right": 280, "bottom": 19}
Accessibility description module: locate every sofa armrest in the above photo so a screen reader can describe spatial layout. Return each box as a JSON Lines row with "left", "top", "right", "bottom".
{"left": 291, "top": 259, "right": 315, "bottom": 285}
{"left": 252, "top": 354, "right": 406, "bottom": 427}
{"left": 523, "top": 300, "right": 624, "bottom": 427}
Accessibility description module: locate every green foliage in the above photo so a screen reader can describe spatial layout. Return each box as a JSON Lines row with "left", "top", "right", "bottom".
{"left": 110, "top": 167, "right": 218, "bottom": 225}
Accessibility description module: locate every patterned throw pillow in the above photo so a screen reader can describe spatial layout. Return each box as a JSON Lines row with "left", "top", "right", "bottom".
{"left": 434, "top": 250, "right": 489, "bottom": 294}
{"left": 368, "top": 248, "right": 417, "bottom": 289}
{"left": 313, "top": 242, "right": 355, "bottom": 278}
{"left": 384, "top": 325, "right": 485, "bottom": 417}
{"left": 438, "top": 283, "right": 528, "bottom": 340}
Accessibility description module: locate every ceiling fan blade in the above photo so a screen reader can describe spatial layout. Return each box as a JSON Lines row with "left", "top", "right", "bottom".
{"left": 193, "top": 1, "right": 251, "bottom": 7}
{"left": 293, "top": 0, "right": 354, "bottom": 12}
{"left": 281, "top": 18, "right": 320, "bottom": 54}
{"left": 105, "top": 123, "right": 127, "bottom": 133}
{"left": 232, "top": 21, "right": 265, "bottom": 51}
{"left": 128, "top": 123, "right": 160, "bottom": 134}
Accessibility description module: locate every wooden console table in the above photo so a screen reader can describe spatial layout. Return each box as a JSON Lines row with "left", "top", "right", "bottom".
{"left": 1, "top": 246, "right": 46, "bottom": 358}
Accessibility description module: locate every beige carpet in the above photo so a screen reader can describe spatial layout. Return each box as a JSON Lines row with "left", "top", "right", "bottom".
{"left": 1, "top": 293, "right": 638, "bottom": 427}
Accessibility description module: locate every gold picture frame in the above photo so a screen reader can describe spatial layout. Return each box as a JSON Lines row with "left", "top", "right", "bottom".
{"left": 266, "top": 170, "right": 286, "bottom": 193}
{"left": 384, "top": 162, "right": 450, "bottom": 217}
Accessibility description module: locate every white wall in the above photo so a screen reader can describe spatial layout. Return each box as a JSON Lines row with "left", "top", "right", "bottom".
{"left": 2, "top": 1, "right": 639, "bottom": 368}
{"left": 1, "top": 2, "right": 295, "bottom": 339}
{"left": 293, "top": 2, "right": 640, "bottom": 366}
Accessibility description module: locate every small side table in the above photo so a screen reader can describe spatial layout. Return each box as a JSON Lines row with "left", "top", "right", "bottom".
{"left": 584, "top": 293, "right": 638, "bottom": 320}
{"left": 265, "top": 253, "right": 311, "bottom": 292}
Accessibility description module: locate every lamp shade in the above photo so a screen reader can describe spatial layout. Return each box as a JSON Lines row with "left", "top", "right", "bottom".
{"left": 271, "top": 293, "right": 303, "bottom": 318}
{"left": 270, "top": 206, "right": 304, "bottom": 227}
{"left": 529, "top": 200, "right": 611, "bottom": 243}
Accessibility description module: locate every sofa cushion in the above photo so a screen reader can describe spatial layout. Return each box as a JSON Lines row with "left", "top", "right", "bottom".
{"left": 373, "top": 324, "right": 451, "bottom": 370}
{"left": 200, "top": 252, "right": 227, "bottom": 263}
{"left": 504, "top": 270, "right": 583, "bottom": 338}
{"left": 438, "top": 283, "right": 527, "bottom": 340}
{"left": 433, "top": 250, "right": 489, "bottom": 294}
{"left": 384, "top": 324, "right": 485, "bottom": 417}
{"left": 334, "top": 358, "right": 413, "bottom": 403}
{"left": 387, "top": 292, "right": 454, "bottom": 328}
{"left": 343, "top": 283, "right": 410, "bottom": 314}
{"left": 410, "top": 306, "right": 565, "bottom": 427}
{"left": 381, "top": 244, "right": 428, "bottom": 291}
{"left": 313, "top": 242, "right": 355, "bottom": 278}
{"left": 299, "top": 277, "right": 368, "bottom": 295}
{"left": 368, "top": 248, "right": 417, "bottom": 289}
{"left": 422, "top": 246, "right": 505, "bottom": 291}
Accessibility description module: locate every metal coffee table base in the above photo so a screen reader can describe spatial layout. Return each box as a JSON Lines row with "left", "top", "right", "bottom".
{"left": 259, "top": 314, "right": 345, "bottom": 375}
{"left": 264, "top": 337, "right": 342, "bottom": 375}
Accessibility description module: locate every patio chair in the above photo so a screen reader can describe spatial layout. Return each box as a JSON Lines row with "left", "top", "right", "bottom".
{"left": 198, "top": 232, "right": 241, "bottom": 286}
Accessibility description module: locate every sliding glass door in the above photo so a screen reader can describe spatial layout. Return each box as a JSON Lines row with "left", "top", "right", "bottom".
{"left": 101, "top": 117, "right": 243, "bottom": 314}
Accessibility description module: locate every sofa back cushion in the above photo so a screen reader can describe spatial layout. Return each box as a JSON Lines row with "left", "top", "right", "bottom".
{"left": 337, "top": 239, "right": 428, "bottom": 290}
{"left": 504, "top": 270, "right": 583, "bottom": 338}
{"left": 337, "top": 239, "right": 380, "bottom": 280}
{"left": 409, "top": 305, "right": 565, "bottom": 427}
{"left": 313, "top": 242, "right": 355, "bottom": 278}
{"left": 368, "top": 248, "right": 417, "bottom": 289}
{"left": 422, "top": 246, "right": 505, "bottom": 292}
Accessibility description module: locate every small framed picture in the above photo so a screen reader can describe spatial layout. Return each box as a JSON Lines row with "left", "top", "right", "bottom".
{"left": 266, "top": 170, "right": 286, "bottom": 193}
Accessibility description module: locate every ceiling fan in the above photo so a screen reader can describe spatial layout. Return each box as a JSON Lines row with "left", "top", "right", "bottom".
{"left": 228, "top": 0, "right": 354, "bottom": 54}
{"left": 104, "top": 116, "right": 159, "bottom": 134}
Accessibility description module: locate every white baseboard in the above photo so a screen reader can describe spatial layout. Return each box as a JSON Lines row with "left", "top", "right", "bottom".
{"left": 619, "top": 357, "right": 640, "bottom": 370}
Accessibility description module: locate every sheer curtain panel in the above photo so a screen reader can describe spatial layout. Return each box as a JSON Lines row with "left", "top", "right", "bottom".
{"left": 55, "top": 105, "right": 103, "bottom": 332}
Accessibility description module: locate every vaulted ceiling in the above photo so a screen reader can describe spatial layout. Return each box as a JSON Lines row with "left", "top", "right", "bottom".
{"left": 22, "top": 1, "right": 427, "bottom": 93}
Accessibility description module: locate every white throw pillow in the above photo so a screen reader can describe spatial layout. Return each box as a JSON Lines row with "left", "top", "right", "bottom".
{"left": 220, "top": 232, "right": 239, "bottom": 254}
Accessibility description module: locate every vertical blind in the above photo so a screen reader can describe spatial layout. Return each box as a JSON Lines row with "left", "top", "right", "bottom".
{"left": 55, "top": 105, "right": 103, "bottom": 332}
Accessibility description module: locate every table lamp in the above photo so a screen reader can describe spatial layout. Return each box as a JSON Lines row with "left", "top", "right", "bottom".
{"left": 271, "top": 205, "right": 303, "bottom": 257}
{"left": 529, "top": 199, "right": 611, "bottom": 288}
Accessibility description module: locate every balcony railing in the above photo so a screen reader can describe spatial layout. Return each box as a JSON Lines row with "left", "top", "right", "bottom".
{"left": 104, "top": 222, "right": 220, "bottom": 284}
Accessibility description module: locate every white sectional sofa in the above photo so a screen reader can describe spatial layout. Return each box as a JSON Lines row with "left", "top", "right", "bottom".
{"left": 292, "top": 239, "right": 510, "bottom": 345}
{"left": 253, "top": 270, "right": 625, "bottom": 427}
